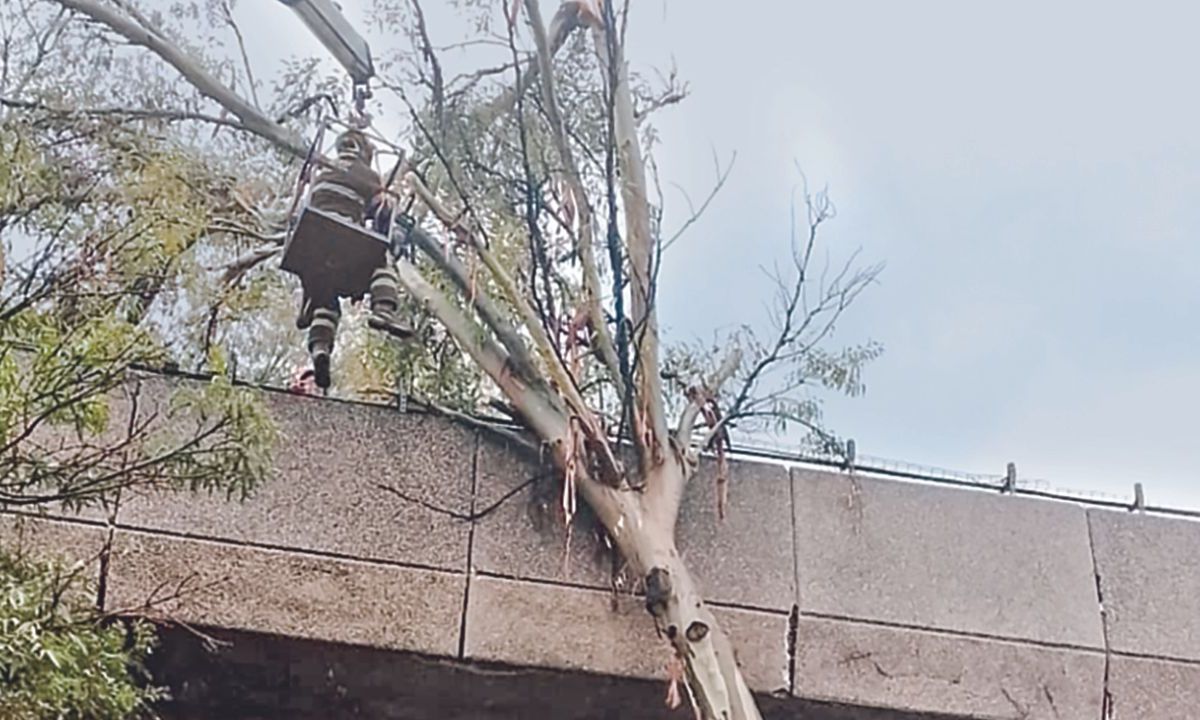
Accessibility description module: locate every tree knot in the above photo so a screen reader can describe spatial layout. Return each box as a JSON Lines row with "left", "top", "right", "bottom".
{"left": 644, "top": 566, "right": 672, "bottom": 616}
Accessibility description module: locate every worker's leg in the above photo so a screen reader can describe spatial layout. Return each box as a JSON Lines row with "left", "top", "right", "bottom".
{"left": 306, "top": 296, "right": 340, "bottom": 389}
{"left": 366, "top": 265, "right": 413, "bottom": 338}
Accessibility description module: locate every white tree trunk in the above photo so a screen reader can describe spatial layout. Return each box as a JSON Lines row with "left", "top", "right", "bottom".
{"left": 584, "top": 458, "right": 763, "bottom": 720}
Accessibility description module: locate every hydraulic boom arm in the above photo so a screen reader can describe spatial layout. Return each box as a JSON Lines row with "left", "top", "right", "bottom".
{"left": 277, "top": 0, "right": 373, "bottom": 85}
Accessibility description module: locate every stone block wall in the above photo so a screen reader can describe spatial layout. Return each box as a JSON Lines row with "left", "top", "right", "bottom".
{"left": 4, "top": 374, "right": 1198, "bottom": 719}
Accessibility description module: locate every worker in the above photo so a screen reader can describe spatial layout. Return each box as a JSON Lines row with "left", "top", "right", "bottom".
{"left": 296, "top": 128, "right": 411, "bottom": 389}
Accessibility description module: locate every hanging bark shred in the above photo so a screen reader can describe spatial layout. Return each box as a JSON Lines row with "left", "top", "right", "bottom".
{"left": 561, "top": 420, "right": 578, "bottom": 526}
{"left": 699, "top": 396, "right": 732, "bottom": 519}
{"left": 561, "top": 515, "right": 574, "bottom": 576}
{"left": 715, "top": 446, "right": 729, "bottom": 520}
{"left": 665, "top": 654, "right": 686, "bottom": 709}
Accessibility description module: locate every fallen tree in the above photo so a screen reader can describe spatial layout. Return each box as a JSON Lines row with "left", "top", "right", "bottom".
{"left": 17, "top": 1, "right": 881, "bottom": 716}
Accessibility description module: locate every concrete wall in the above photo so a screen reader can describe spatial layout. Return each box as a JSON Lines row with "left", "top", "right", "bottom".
{"left": 3, "top": 374, "right": 1198, "bottom": 719}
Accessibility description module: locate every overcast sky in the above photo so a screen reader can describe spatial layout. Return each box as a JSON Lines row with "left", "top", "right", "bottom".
{"left": 244, "top": 1, "right": 1199, "bottom": 510}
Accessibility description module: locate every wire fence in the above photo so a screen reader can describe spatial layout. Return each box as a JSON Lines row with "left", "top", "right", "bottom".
{"left": 726, "top": 437, "right": 1200, "bottom": 520}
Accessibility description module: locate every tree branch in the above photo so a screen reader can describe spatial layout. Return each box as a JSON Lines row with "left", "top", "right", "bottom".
{"left": 676, "top": 347, "right": 741, "bottom": 446}
{"left": 407, "top": 173, "right": 617, "bottom": 480}
{"left": 390, "top": 257, "right": 586, "bottom": 467}
{"left": 475, "top": 1, "right": 585, "bottom": 123}
{"left": 399, "top": 197, "right": 550, "bottom": 400}
{"left": 522, "top": 0, "right": 624, "bottom": 400}
{"left": 0, "top": 96, "right": 256, "bottom": 134}
{"left": 219, "top": 0, "right": 261, "bottom": 110}
{"left": 51, "top": 0, "right": 305, "bottom": 157}
{"left": 663, "top": 150, "right": 736, "bottom": 252}
{"left": 590, "top": 9, "right": 669, "bottom": 465}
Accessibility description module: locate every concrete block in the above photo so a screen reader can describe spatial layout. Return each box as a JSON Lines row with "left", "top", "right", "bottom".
{"left": 718, "top": 602, "right": 792, "bottom": 693}
{"left": 471, "top": 434, "right": 614, "bottom": 589}
{"left": 678, "top": 458, "right": 794, "bottom": 611}
{"left": 1107, "top": 655, "right": 1200, "bottom": 720}
{"left": 1088, "top": 509, "right": 1200, "bottom": 661}
{"left": 464, "top": 575, "right": 788, "bottom": 692}
{"left": 106, "top": 529, "right": 465, "bottom": 656}
{"left": 464, "top": 574, "right": 661, "bottom": 679}
{"left": 474, "top": 437, "right": 795, "bottom": 612}
{"left": 0, "top": 514, "right": 110, "bottom": 607}
{"left": 794, "top": 616, "right": 1105, "bottom": 719}
{"left": 793, "top": 469, "right": 1104, "bottom": 648}
{"left": 120, "top": 390, "right": 476, "bottom": 572}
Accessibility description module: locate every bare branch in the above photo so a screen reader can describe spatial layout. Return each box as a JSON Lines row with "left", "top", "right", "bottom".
{"left": 633, "top": 68, "right": 689, "bottom": 123}
{"left": 216, "top": 245, "right": 281, "bottom": 286}
{"left": 476, "top": 1, "right": 585, "bottom": 122}
{"left": 590, "top": 8, "right": 669, "bottom": 463}
{"left": 663, "top": 150, "right": 736, "bottom": 252}
{"left": 0, "top": 96, "right": 254, "bottom": 134}
{"left": 401, "top": 0, "right": 448, "bottom": 129}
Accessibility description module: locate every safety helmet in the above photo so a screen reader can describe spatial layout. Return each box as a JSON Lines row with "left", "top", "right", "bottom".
{"left": 335, "top": 128, "right": 373, "bottom": 163}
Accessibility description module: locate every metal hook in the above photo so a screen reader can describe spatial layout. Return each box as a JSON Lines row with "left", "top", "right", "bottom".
{"left": 351, "top": 81, "right": 372, "bottom": 129}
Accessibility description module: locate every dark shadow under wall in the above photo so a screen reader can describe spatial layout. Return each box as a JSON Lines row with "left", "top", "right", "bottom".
{"left": 148, "top": 625, "right": 968, "bottom": 720}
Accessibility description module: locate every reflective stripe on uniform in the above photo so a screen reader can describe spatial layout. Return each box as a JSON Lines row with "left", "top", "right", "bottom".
{"left": 311, "top": 307, "right": 341, "bottom": 325}
{"left": 370, "top": 267, "right": 398, "bottom": 288}
{"left": 310, "top": 181, "right": 362, "bottom": 203}
{"left": 307, "top": 307, "right": 340, "bottom": 352}
{"left": 369, "top": 267, "right": 399, "bottom": 313}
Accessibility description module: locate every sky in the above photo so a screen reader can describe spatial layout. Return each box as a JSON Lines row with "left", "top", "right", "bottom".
{"left": 242, "top": 1, "right": 1200, "bottom": 510}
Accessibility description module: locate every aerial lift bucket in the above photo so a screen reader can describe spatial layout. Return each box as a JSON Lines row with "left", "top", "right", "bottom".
{"left": 280, "top": 199, "right": 389, "bottom": 303}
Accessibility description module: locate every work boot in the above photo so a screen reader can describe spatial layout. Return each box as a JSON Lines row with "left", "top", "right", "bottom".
{"left": 307, "top": 306, "right": 340, "bottom": 389}
{"left": 310, "top": 348, "right": 332, "bottom": 390}
{"left": 366, "top": 267, "right": 413, "bottom": 339}
{"left": 367, "top": 313, "right": 414, "bottom": 339}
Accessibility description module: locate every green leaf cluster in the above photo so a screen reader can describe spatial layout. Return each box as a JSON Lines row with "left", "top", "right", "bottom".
{"left": 0, "top": 551, "right": 163, "bottom": 720}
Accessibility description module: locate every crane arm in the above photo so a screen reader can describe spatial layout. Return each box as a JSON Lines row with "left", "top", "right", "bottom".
{"left": 277, "top": 0, "right": 374, "bottom": 85}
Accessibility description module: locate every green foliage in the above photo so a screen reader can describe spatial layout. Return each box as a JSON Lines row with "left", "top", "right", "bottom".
{"left": 0, "top": 317, "right": 277, "bottom": 508}
{"left": 348, "top": 303, "right": 483, "bottom": 412}
{"left": 0, "top": 121, "right": 58, "bottom": 213}
{"left": 0, "top": 311, "right": 146, "bottom": 442}
{"left": 664, "top": 330, "right": 883, "bottom": 458}
{"left": 0, "top": 78, "right": 279, "bottom": 510}
{"left": 0, "top": 15, "right": 289, "bottom": 714}
{"left": 802, "top": 342, "right": 884, "bottom": 398}
{"left": 0, "top": 551, "right": 162, "bottom": 720}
